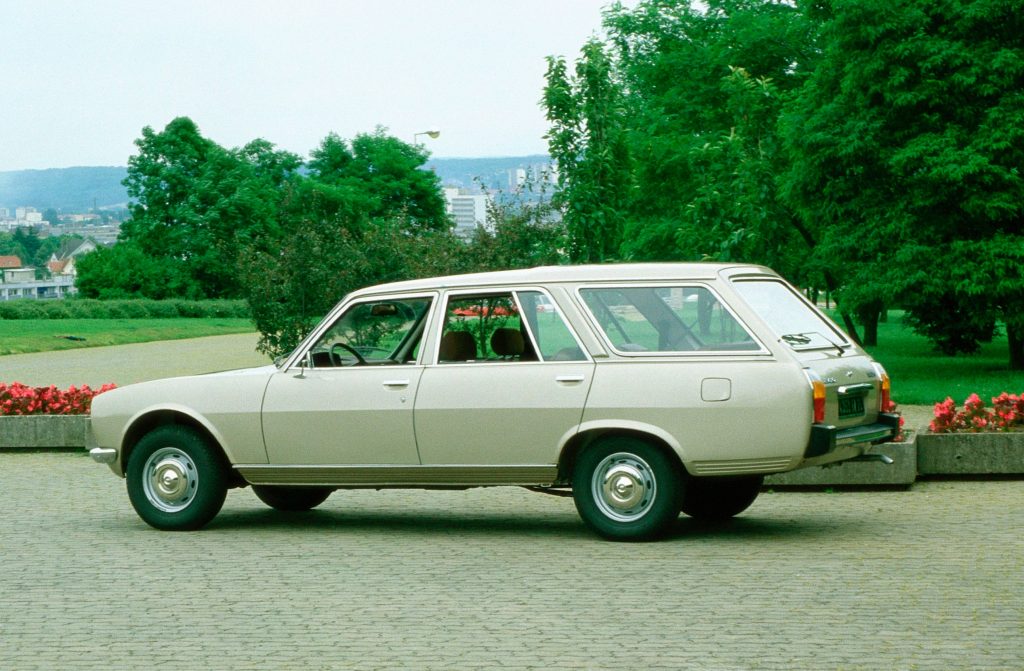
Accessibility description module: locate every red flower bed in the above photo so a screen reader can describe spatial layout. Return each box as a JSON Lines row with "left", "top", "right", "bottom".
{"left": 930, "top": 392, "right": 1024, "bottom": 433}
{"left": 0, "top": 382, "right": 116, "bottom": 416}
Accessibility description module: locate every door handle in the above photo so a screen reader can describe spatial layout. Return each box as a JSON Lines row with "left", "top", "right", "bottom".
{"left": 382, "top": 380, "right": 410, "bottom": 389}
{"left": 555, "top": 375, "right": 585, "bottom": 384}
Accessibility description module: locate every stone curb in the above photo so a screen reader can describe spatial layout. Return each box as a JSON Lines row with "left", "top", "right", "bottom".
{"left": 765, "top": 436, "right": 918, "bottom": 487}
{"left": 917, "top": 432, "right": 1024, "bottom": 474}
{"left": 0, "top": 416, "right": 88, "bottom": 449}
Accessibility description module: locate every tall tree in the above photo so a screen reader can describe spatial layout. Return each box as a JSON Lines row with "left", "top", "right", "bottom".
{"left": 306, "top": 129, "right": 448, "bottom": 232}
{"left": 780, "top": 0, "right": 1024, "bottom": 366}
{"left": 602, "top": 0, "right": 816, "bottom": 271}
{"left": 242, "top": 130, "right": 456, "bottom": 356}
{"left": 116, "top": 117, "right": 300, "bottom": 298}
{"left": 544, "top": 39, "right": 632, "bottom": 262}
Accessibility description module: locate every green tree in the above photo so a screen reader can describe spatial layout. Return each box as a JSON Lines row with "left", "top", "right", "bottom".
{"left": 241, "top": 130, "right": 456, "bottom": 356}
{"left": 780, "top": 0, "right": 1024, "bottom": 366}
{"left": 115, "top": 117, "right": 300, "bottom": 298}
{"left": 42, "top": 208, "right": 60, "bottom": 226}
{"left": 306, "top": 129, "right": 448, "bottom": 232}
{"left": 602, "top": 0, "right": 815, "bottom": 270}
{"left": 544, "top": 39, "right": 632, "bottom": 262}
{"left": 75, "top": 241, "right": 194, "bottom": 299}
{"left": 465, "top": 176, "right": 566, "bottom": 272}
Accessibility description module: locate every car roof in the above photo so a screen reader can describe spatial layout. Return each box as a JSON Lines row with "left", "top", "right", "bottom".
{"left": 350, "top": 262, "right": 777, "bottom": 297}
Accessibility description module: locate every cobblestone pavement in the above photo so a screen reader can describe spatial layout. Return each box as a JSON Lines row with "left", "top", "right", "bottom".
{"left": 1, "top": 452, "right": 1021, "bottom": 670}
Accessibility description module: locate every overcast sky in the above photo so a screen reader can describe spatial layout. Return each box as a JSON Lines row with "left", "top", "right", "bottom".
{"left": 0, "top": 0, "right": 631, "bottom": 172}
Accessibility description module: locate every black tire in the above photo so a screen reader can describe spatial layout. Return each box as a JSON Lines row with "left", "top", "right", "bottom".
{"left": 679, "top": 475, "right": 763, "bottom": 521}
{"left": 126, "top": 425, "right": 228, "bottom": 531}
{"left": 252, "top": 485, "right": 332, "bottom": 512}
{"left": 572, "top": 437, "right": 684, "bottom": 541}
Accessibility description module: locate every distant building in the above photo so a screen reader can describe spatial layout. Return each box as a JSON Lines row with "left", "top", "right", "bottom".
{"left": 507, "top": 163, "right": 557, "bottom": 190}
{"left": 0, "top": 253, "right": 78, "bottom": 301}
{"left": 443, "top": 188, "right": 490, "bottom": 239}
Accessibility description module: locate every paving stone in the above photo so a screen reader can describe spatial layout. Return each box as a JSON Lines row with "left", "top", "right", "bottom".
{"left": 0, "top": 452, "right": 1020, "bottom": 670}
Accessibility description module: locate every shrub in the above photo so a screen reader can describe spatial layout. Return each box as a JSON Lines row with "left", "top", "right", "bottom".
{"left": 0, "top": 298, "right": 252, "bottom": 320}
{"left": 0, "top": 382, "right": 117, "bottom": 416}
{"left": 930, "top": 392, "right": 1024, "bottom": 433}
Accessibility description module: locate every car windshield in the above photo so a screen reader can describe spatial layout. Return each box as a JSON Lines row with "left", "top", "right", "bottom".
{"left": 731, "top": 280, "right": 849, "bottom": 350}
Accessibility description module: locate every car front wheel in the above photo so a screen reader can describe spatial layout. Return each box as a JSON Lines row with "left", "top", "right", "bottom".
{"left": 126, "top": 425, "right": 228, "bottom": 531}
{"left": 572, "top": 437, "right": 683, "bottom": 541}
{"left": 252, "top": 486, "right": 332, "bottom": 511}
{"left": 679, "top": 475, "right": 763, "bottom": 521}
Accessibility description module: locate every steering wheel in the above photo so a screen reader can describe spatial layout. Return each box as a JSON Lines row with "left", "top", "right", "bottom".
{"left": 330, "top": 342, "right": 366, "bottom": 366}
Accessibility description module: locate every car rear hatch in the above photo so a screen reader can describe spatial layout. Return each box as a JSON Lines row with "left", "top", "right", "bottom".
{"left": 729, "top": 277, "right": 899, "bottom": 459}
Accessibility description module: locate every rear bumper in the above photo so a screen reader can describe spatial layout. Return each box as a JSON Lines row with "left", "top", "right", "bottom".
{"left": 805, "top": 412, "right": 901, "bottom": 459}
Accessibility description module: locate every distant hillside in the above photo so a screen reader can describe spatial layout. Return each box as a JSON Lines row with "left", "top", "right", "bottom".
{"left": 0, "top": 156, "right": 552, "bottom": 213}
{"left": 427, "top": 155, "right": 552, "bottom": 191}
{"left": 0, "top": 167, "right": 129, "bottom": 211}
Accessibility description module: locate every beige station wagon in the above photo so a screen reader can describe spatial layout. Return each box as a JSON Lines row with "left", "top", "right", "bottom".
{"left": 89, "top": 263, "right": 900, "bottom": 540}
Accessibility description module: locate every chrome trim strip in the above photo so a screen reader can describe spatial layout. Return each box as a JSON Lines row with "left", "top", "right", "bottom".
{"left": 690, "top": 457, "right": 794, "bottom": 475}
{"left": 235, "top": 464, "right": 559, "bottom": 487}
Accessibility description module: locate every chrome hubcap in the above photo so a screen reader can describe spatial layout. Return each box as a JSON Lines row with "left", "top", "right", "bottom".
{"left": 142, "top": 447, "right": 198, "bottom": 513}
{"left": 592, "top": 452, "right": 656, "bottom": 522}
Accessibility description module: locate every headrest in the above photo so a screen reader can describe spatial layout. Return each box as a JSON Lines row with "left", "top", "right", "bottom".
{"left": 439, "top": 330, "right": 477, "bottom": 361}
{"left": 490, "top": 327, "right": 524, "bottom": 357}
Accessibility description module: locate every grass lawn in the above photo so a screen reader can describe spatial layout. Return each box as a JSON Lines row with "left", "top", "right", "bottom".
{"left": 859, "top": 313, "right": 1021, "bottom": 406}
{"left": 0, "top": 318, "right": 255, "bottom": 356}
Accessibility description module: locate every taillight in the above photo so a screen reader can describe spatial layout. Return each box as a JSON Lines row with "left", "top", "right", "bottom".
{"left": 804, "top": 369, "right": 827, "bottom": 423}
{"left": 873, "top": 363, "right": 892, "bottom": 411}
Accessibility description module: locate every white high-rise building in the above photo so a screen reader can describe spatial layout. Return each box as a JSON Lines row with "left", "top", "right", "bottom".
{"left": 443, "top": 188, "right": 490, "bottom": 239}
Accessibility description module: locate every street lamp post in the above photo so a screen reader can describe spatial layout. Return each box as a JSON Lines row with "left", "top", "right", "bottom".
{"left": 413, "top": 128, "right": 441, "bottom": 145}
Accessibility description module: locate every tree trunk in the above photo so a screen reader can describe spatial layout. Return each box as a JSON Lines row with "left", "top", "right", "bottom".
{"left": 787, "top": 216, "right": 861, "bottom": 345}
{"left": 855, "top": 301, "right": 883, "bottom": 347}
{"left": 860, "top": 311, "right": 879, "bottom": 347}
{"left": 1008, "top": 323, "right": 1024, "bottom": 371}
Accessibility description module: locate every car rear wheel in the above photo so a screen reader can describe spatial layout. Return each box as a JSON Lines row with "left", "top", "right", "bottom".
{"left": 126, "top": 425, "right": 228, "bottom": 531}
{"left": 679, "top": 475, "right": 763, "bottom": 521}
{"left": 252, "top": 486, "right": 332, "bottom": 511}
{"left": 572, "top": 437, "right": 683, "bottom": 541}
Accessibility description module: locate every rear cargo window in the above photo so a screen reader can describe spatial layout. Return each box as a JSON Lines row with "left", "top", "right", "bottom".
{"left": 579, "top": 286, "right": 760, "bottom": 354}
{"left": 731, "top": 280, "right": 849, "bottom": 350}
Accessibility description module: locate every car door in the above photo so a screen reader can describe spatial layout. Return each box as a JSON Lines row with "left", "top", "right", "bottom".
{"left": 261, "top": 294, "right": 434, "bottom": 465}
{"left": 413, "top": 289, "right": 594, "bottom": 465}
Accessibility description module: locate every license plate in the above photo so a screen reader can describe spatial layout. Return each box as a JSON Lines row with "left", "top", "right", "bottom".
{"left": 838, "top": 395, "right": 865, "bottom": 418}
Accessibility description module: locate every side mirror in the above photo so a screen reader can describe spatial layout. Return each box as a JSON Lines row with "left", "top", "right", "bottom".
{"left": 294, "top": 351, "right": 311, "bottom": 378}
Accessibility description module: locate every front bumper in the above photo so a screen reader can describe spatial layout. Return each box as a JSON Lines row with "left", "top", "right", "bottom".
{"left": 805, "top": 412, "right": 901, "bottom": 459}
{"left": 89, "top": 447, "right": 118, "bottom": 464}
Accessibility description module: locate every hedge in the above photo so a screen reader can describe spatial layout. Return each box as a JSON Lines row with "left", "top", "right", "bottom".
{"left": 0, "top": 299, "right": 251, "bottom": 320}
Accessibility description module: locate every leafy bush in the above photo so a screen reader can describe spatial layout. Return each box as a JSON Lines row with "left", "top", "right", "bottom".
{"left": 0, "top": 382, "right": 116, "bottom": 416}
{"left": 930, "top": 393, "right": 1024, "bottom": 433}
{"left": 0, "top": 299, "right": 250, "bottom": 320}
{"left": 0, "top": 301, "right": 47, "bottom": 319}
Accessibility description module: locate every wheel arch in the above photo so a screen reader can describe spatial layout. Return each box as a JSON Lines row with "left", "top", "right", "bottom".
{"left": 120, "top": 408, "right": 238, "bottom": 485}
{"left": 557, "top": 423, "right": 690, "bottom": 484}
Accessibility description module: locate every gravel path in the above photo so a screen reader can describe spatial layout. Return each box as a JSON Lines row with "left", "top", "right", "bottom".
{"left": 0, "top": 333, "right": 270, "bottom": 388}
